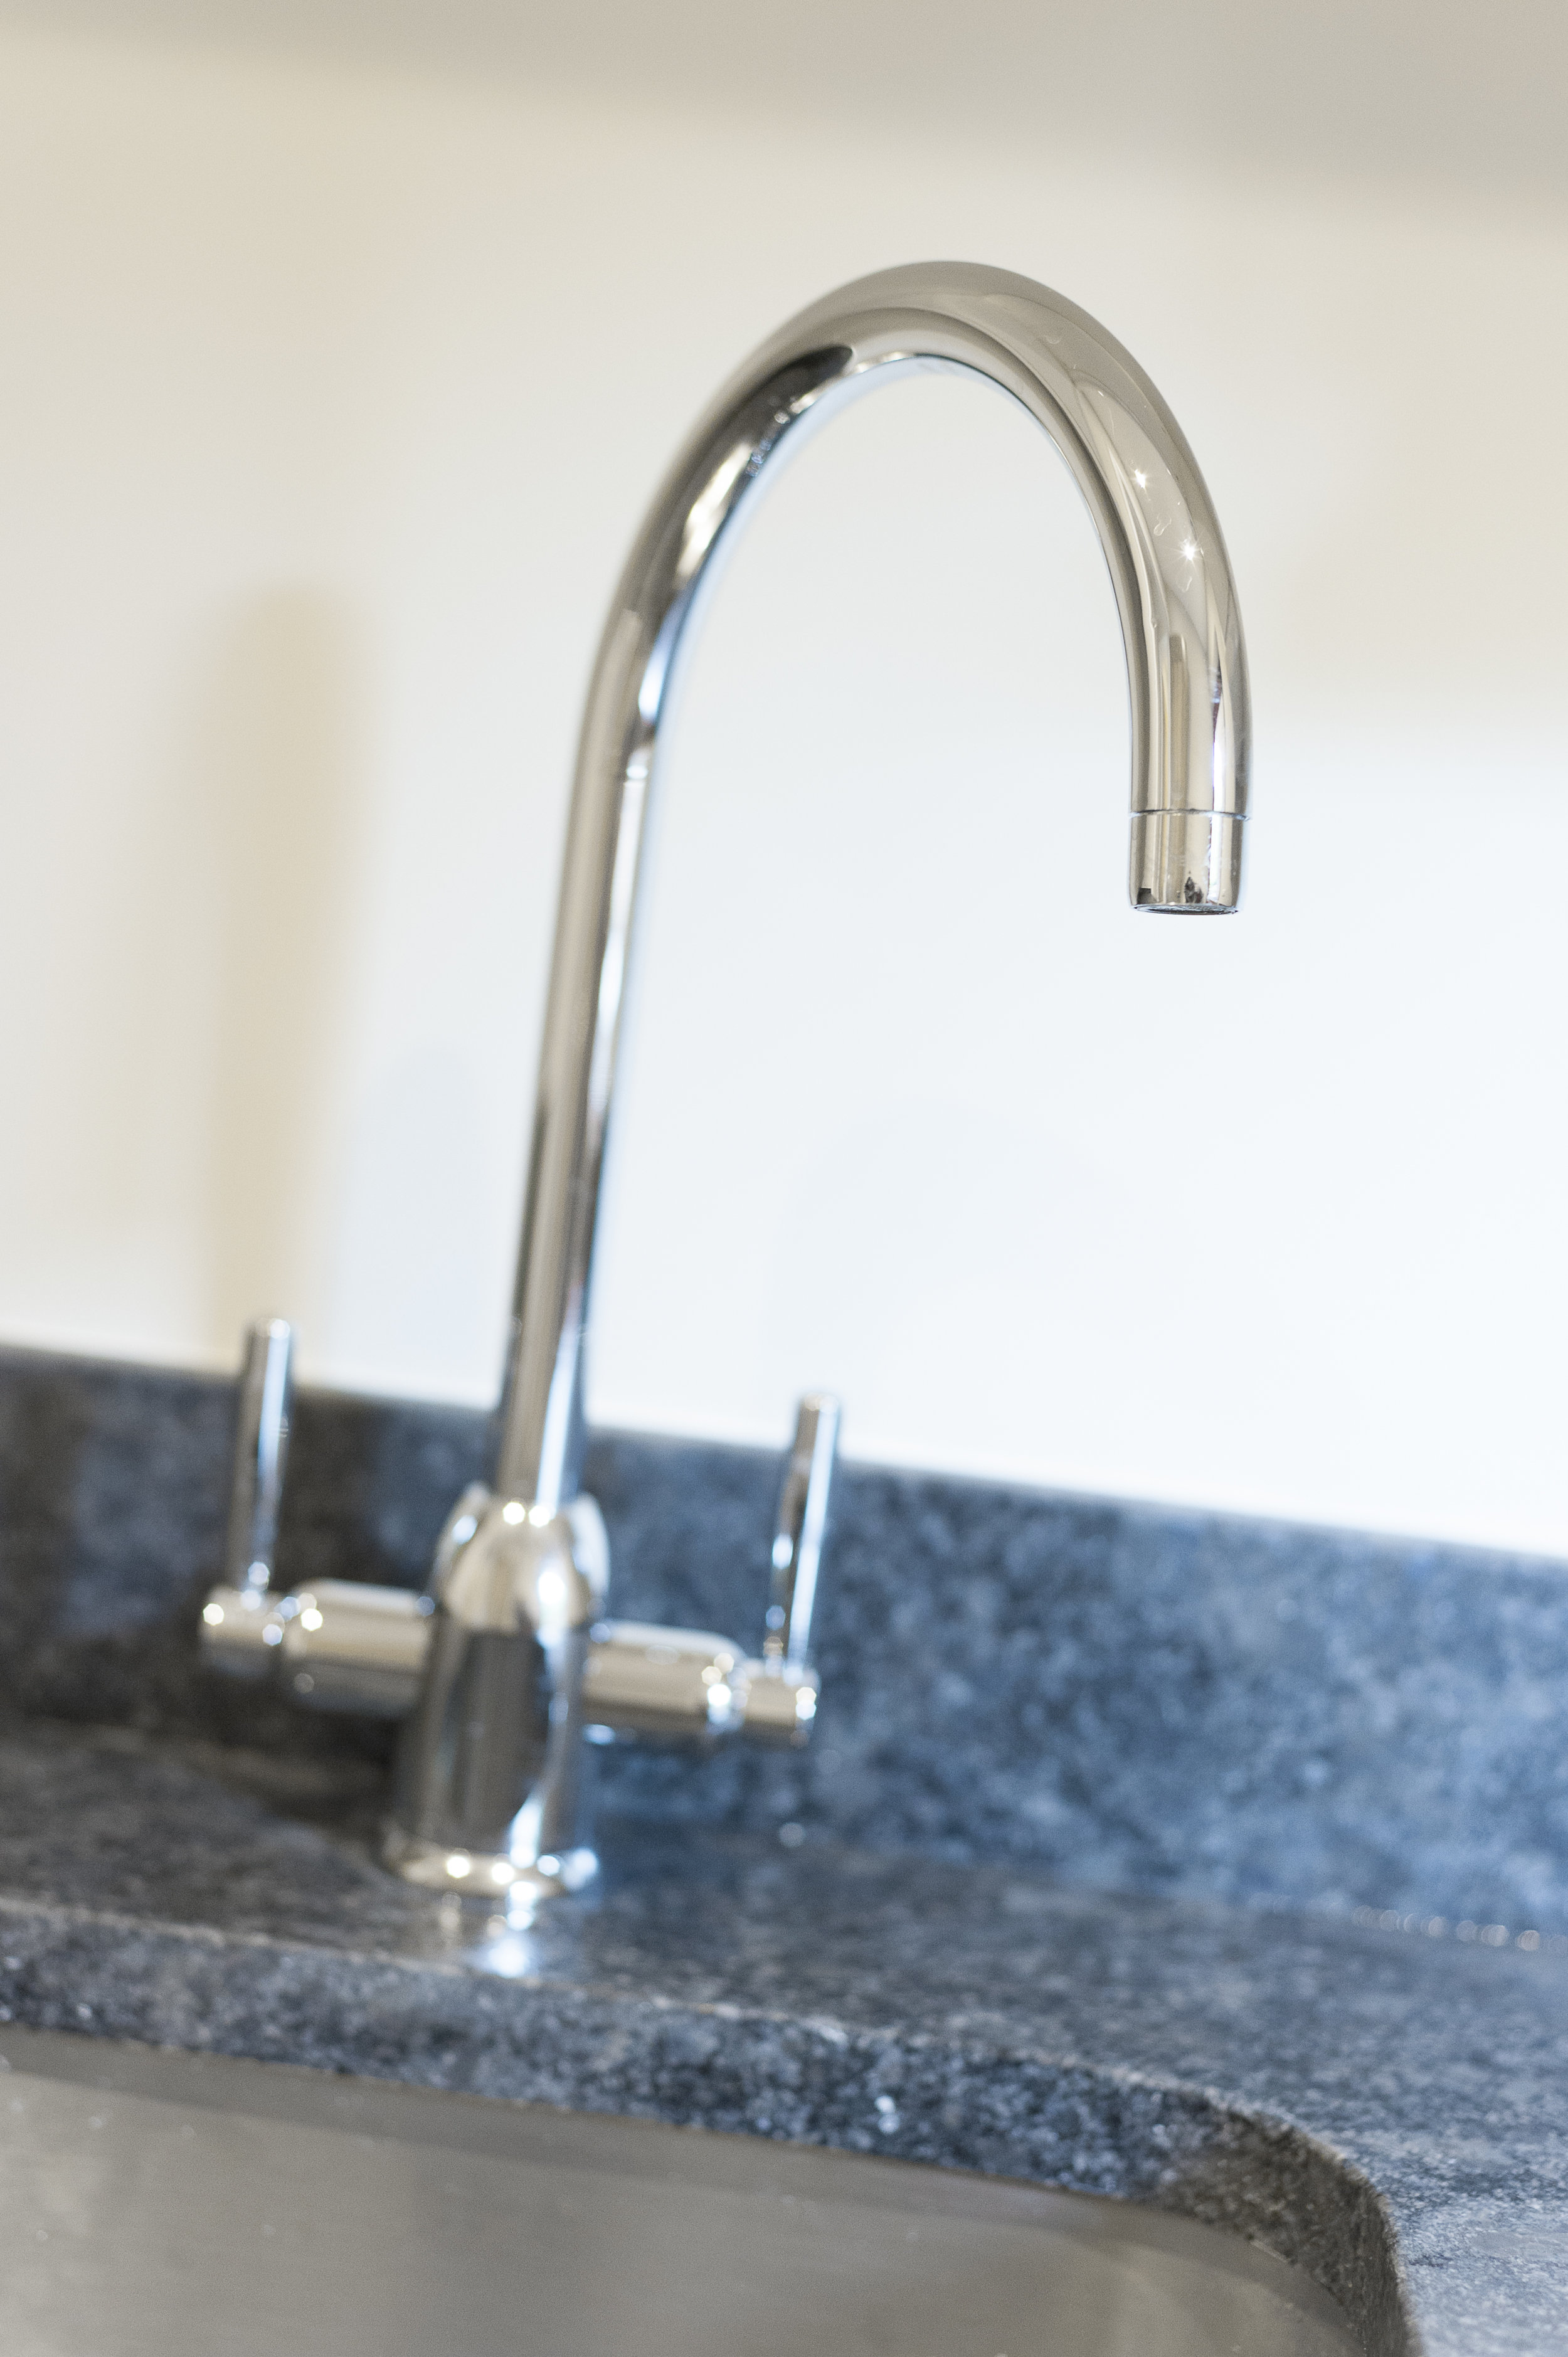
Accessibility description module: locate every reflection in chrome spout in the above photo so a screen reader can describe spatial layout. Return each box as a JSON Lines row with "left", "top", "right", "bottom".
{"left": 492, "top": 262, "right": 1249, "bottom": 1529}
{"left": 386, "top": 262, "right": 1250, "bottom": 1899}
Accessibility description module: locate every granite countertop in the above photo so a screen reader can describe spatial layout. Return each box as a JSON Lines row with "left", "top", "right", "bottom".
{"left": 3, "top": 1720, "right": 1567, "bottom": 2357}
{"left": 7, "top": 1345, "right": 1568, "bottom": 2355}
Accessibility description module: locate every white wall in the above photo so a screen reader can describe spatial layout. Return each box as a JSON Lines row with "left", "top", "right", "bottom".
{"left": 1, "top": 6, "right": 1565, "bottom": 1552}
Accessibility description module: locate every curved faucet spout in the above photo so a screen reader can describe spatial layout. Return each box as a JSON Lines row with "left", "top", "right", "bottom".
{"left": 496, "top": 261, "right": 1250, "bottom": 1513}
{"left": 378, "top": 263, "right": 1254, "bottom": 1897}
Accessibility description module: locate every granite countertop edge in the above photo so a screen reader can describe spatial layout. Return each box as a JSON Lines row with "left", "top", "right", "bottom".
{"left": 18, "top": 1733, "right": 1566, "bottom": 2357}
{"left": 0, "top": 1883, "right": 1409, "bottom": 2351}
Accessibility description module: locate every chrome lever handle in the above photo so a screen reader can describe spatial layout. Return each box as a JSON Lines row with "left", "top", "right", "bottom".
{"left": 224, "top": 1315, "right": 295, "bottom": 1594}
{"left": 201, "top": 1315, "right": 296, "bottom": 1680}
{"left": 764, "top": 1393, "right": 840, "bottom": 1670}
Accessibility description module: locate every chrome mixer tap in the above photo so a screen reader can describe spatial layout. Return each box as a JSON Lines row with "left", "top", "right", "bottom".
{"left": 204, "top": 261, "right": 1249, "bottom": 1909}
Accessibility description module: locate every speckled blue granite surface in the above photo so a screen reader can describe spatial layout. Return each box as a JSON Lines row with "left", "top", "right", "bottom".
{"left": 6, "top": 1342, "right": 1568, "bottom": 1931}
{"left": 5, "top": 1343, "right": 1568, "bottom": 2352}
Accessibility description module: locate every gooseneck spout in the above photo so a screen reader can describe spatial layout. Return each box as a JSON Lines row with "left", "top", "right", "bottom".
{"left": 498, "top": 260, "right": 1249, "bottom": 1517}
{"left": 384, "top": 262, "right": 1251, "bottom": 1900}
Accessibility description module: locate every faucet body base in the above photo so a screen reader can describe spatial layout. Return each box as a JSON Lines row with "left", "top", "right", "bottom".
{"left": 381, "top": 1824, "right": 599, "bottom": 1907}
{"left": 383, "top": 1492, "right": 606, "bottom": 1886}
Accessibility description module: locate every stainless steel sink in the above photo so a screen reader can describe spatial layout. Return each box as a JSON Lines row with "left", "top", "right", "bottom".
{"left": 0, "top": 2025, "right": 1356, "bottom": 2355}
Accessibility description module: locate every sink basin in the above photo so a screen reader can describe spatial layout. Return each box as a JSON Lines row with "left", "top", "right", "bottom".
{"left": 1, "top": 2025, "right": 1356, "bottom": 2355}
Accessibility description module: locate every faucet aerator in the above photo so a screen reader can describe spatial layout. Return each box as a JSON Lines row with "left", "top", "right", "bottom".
{"left": 1130, "top": 810, "right": 1244, "bottom": 914}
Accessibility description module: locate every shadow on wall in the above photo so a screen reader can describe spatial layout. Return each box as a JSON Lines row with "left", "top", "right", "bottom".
{"left": 191, "top": 590, "right": 368, "bottom": 1350}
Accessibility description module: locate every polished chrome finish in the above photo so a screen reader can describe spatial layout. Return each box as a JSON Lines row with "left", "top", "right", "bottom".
{"left": 1130, "top": 808, "right": 1244, "bottom": 912}
{"left": 273, "top": 1580, "right": 435, "bottom": 1718}
{"left": 210, "top": 266, "right": 1251, "bottom": 1905}
{"left": 0, "top": 2023, "right": 1360, "bottom": 2357}
{"left": 390, "top": 263, "right": 1249, "bottom": 1899}
{"left": 201, "top": 1385, "right": 825, "bottom": 1772}
{"left": 199, "top": 1582, "right": 279, "bottom": 1676}
{"left": 198, "top": 1344, "right": 834, "bottom": 1878}
{"left": 383, "top": 1491, "right": 609, "bottom": 1899}
{"left": 765, "top": 1392, "right": 839, "bottom": 1668}
{"left": 199, "top": 1594, "right": 819, "bottom": 1750}
{"left": 199, "top": 1315, "right": 295, "bottom": 1682}
{"left": 582, "top": 1621, "right": 746, "bottom": 1740}
{"left": 385, "top": 1394, "right": 835, "bottom": 1888}
{"left": 495, "top": 262, "right": 1249, "bottom": 1522}
{"left": 225, "top": 1315, "right": 294, "bottom": 1589}
{"left": 382, "top": 1823, "right": 600, "bottom": 1907}
{"left": 581, "top": 1623, "right": 819, "bottom": 1747}
{"left": 737, "top": 1658, "right": 820, "bottom": 1746}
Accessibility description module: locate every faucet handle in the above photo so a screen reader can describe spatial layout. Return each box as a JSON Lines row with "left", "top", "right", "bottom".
{"left": 763, "top": 1392, "right": 840, "bottom": 1670}
{"left": 201, "top": 1315, "right": 295, "bottom": 1680}
{"left": 224, "top": 1315, "right": 295, "bottom": 1592}
{"left": 579, "top": 1394, "right": 840, "bottom": 1751}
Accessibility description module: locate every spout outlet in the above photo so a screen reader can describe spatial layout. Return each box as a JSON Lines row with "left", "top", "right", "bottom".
{"left": 1131, "top": 811, "right": 1243, "bottom": 913}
